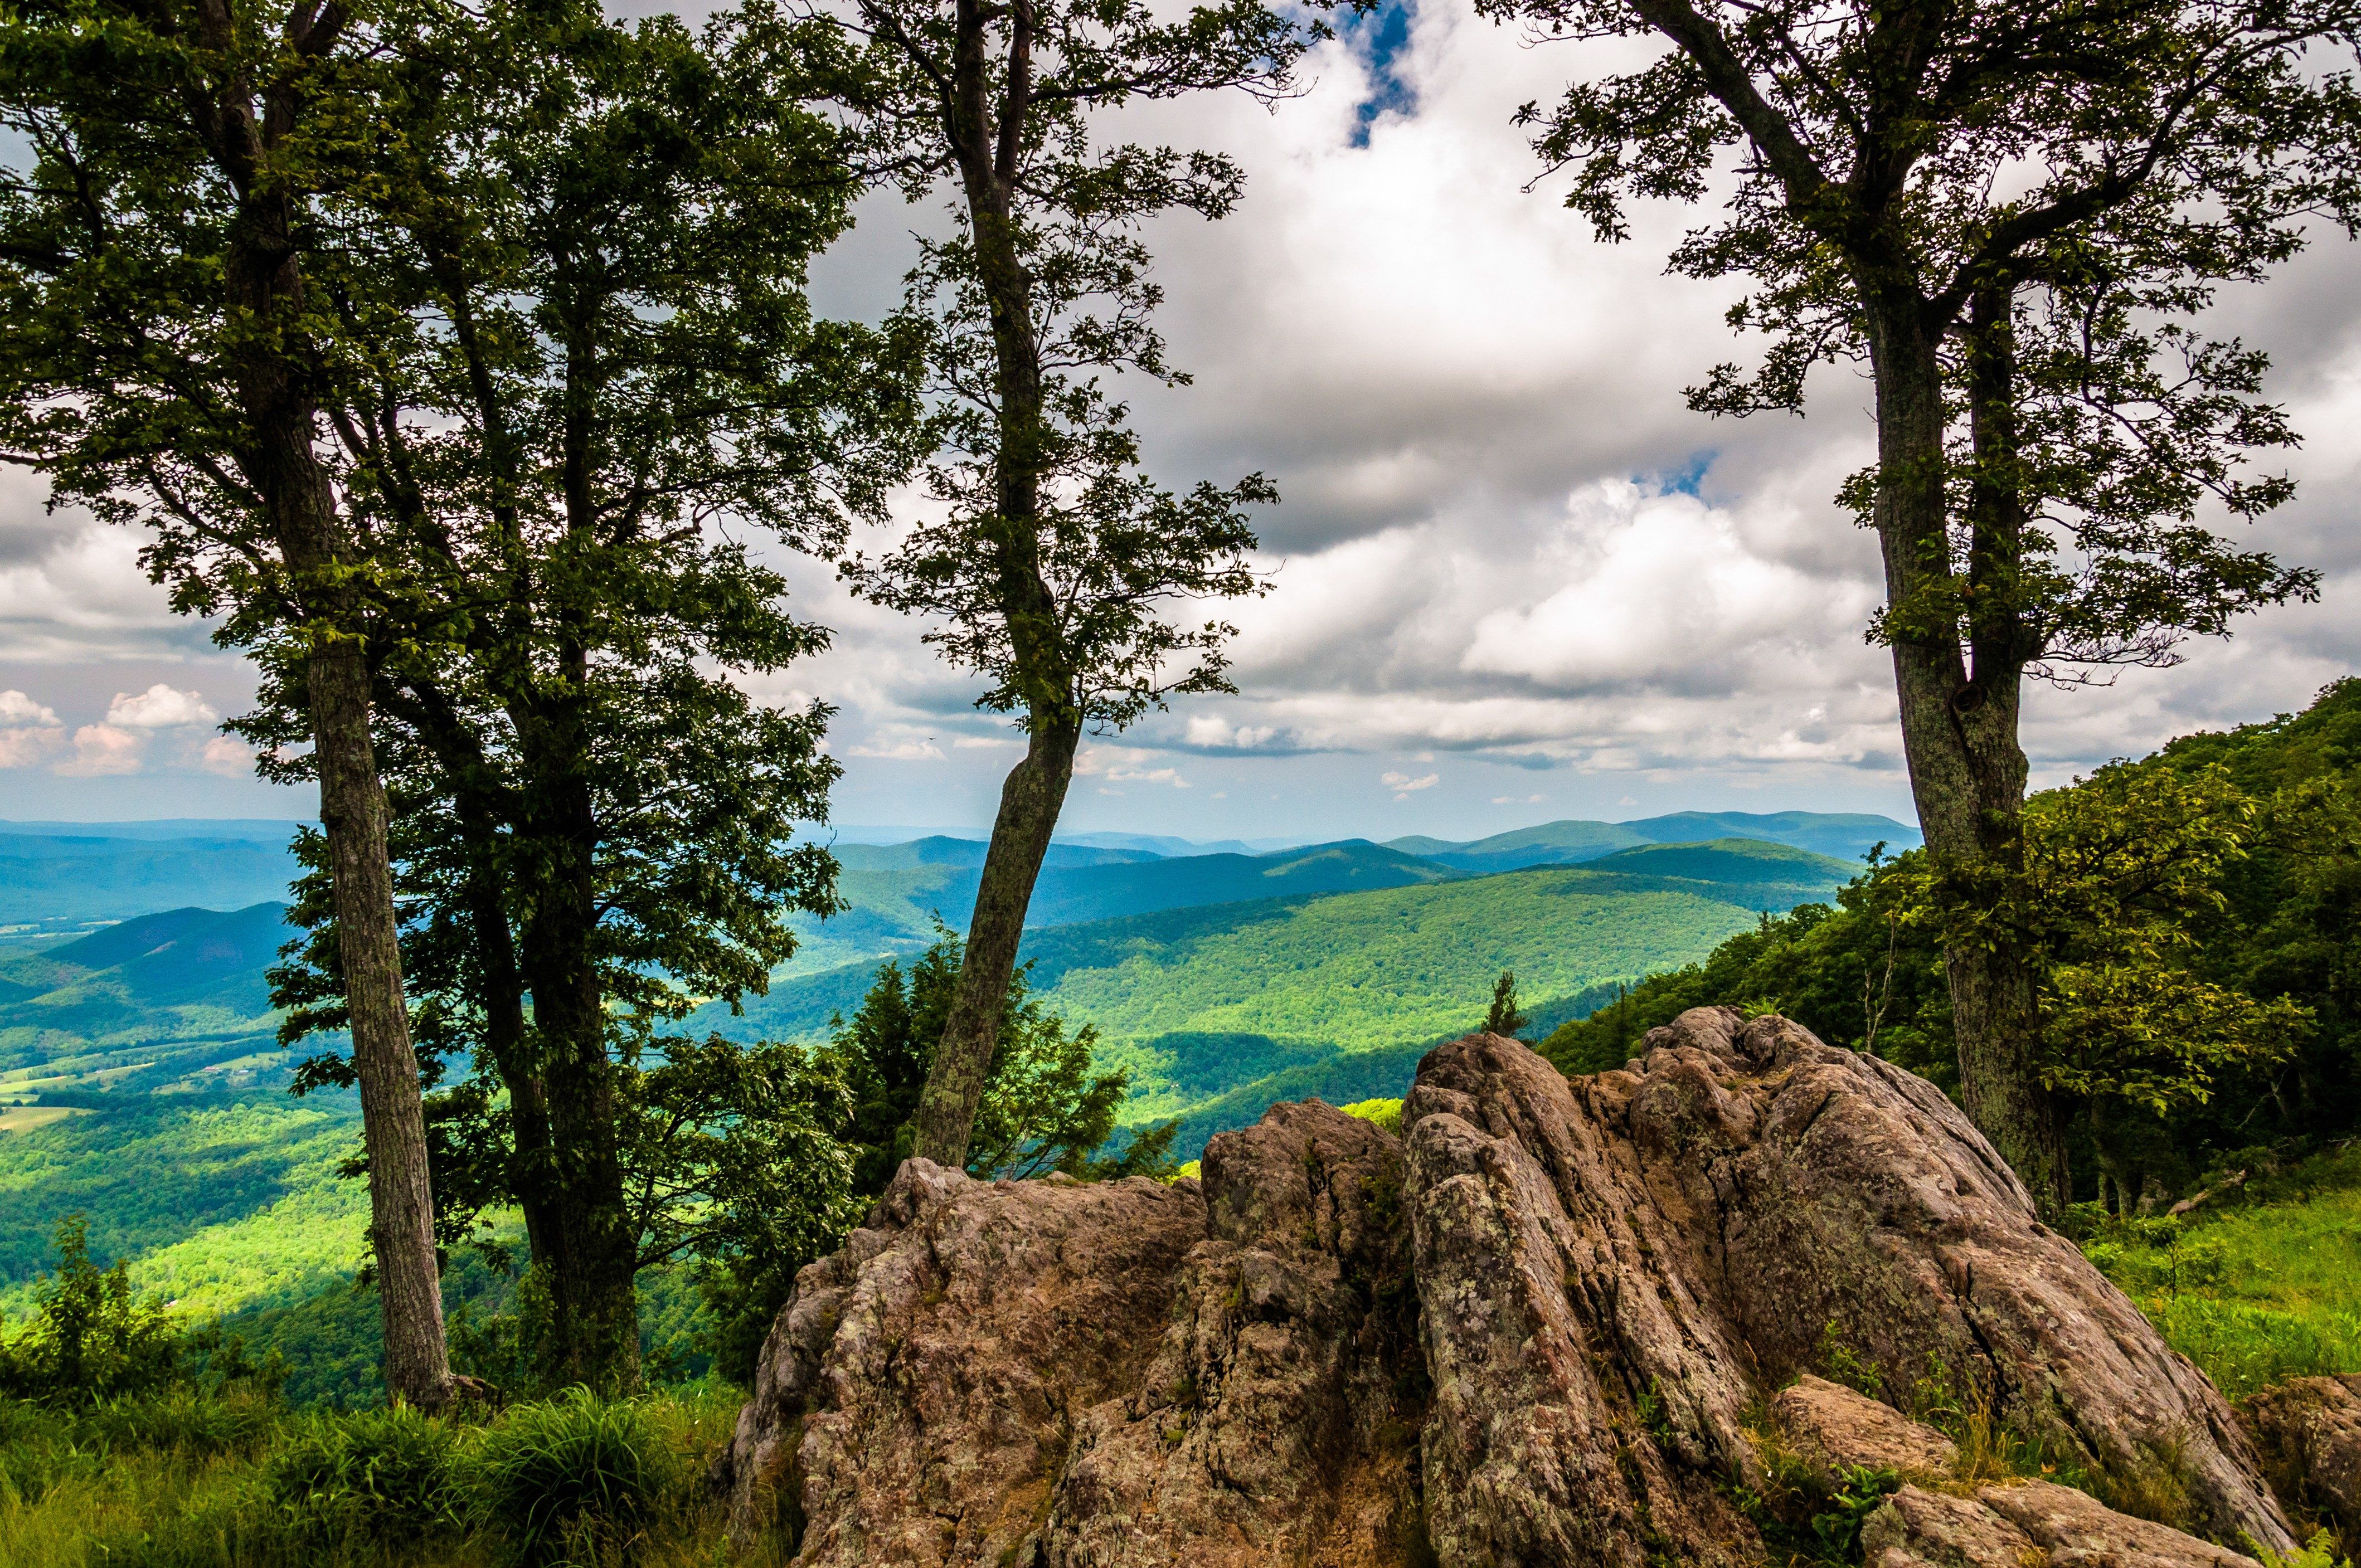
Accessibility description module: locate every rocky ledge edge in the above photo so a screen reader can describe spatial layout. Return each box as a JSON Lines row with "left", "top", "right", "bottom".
{"left": 715, "top": 1006, "right": 2308, "bottom": 1567}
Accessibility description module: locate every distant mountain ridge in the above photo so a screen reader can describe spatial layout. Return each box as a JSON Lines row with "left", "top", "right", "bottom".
{"left": 0, "top": 831, "right": 303, "bottom": 928}
{"left": 1387, "top": 810, "right": 1917, "bottom": 871}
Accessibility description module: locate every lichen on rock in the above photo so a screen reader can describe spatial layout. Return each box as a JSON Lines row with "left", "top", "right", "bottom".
{"left": 721, "top": 1007, "right": 2299, "bottom": 1566}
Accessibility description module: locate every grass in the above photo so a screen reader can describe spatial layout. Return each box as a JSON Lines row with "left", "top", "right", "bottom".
{"left": 2081, "top": 1147, "right": 2361, "bottom": 1400}
{"left": 0, "top": 1382, "right": 762, "bottom": 1568}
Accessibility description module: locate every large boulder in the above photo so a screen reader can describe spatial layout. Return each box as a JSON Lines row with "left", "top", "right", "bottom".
{"left": 1045, "top": 1099, "right": 1426, "bottom": 1566}
{"left": 1402, "top": 1013, "right": 2292, "bottom": 1557}
{"left": 723, "top": 1010, "right": 2297, "bottom": 1566}
{"left": 1774, "top": 1375, "right": 1959, "bottom": 1481}
{"left": 2241, "top": 1375, "right": 2361, "bottom": 1542}
{"left": 1863, "top": 1482, "right": 2264, "bottom": 1568}
{"left": 719, "top": 1160, "right": 1207, "bottom": 1565}
{"left": 721, "top": 1101, "right": 1431, "bottom": 1565}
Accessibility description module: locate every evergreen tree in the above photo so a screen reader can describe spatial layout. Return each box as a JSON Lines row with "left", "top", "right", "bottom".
{"left": 1483, "top": 971, "right": 1529, "bottom": 1037}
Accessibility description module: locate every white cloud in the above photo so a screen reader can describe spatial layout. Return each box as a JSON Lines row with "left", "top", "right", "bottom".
{"left": 0, "top": 690, "right": 59, "bottom": 727}
{"left": 1183, "top": 715, "right": 1278, "bottom": 750}
{"left": 0, "top": 727, "right": 62, "bottom": 768}
{"left": 1107, "top": 766, "right": 1189, "bottom": 789}
{"left": 197, "top": 736, "right": 253, "bottom": 777}
{"left": 2, "top": 0, "right": 2357, "bottom": 831}
{"left": 1384, "top": 770, "right": 1441, "bottom": 801}
{"left": 106, "top": 683, "right": 218, "bottom": 728}
{"left": 57, "top": 724, "right": 144, "bottom": 776}
{"left": 849, "top": 736, "right": 945, "bottom": 761}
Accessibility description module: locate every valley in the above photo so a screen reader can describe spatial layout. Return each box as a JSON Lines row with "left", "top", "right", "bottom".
{"left": 0, "top": 811, "right": 1890, "bottom": 1366}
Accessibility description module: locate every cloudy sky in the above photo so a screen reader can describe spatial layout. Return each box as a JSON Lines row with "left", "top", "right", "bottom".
{"left": 3, "top": 2, "right": 2357, "bottom": 841}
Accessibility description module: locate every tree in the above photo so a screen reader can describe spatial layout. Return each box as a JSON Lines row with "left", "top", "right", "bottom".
{"left": 691, "top": 929, "right": 1176, "bottom": 1384}
{"left": 0, "top": 0, "right": 455, "bottom": 1404}
{"left": 258, "top": 0, "right": 912, "bottom": 1391}
{"left": 1483, "top": 971, "right": 1530, "bottom": 1036}
{"left": 827, "top": 929, "right": 1177, "bottom": 1191}
{"left": 1494, "top": 0, "right": 2361, "bottom": 1205}
{"left": 820, "top": 0, "right": 1303, "bottom": 1168}
{"left": 1541, "top": 754, "right": 2314, "bottom": 1209}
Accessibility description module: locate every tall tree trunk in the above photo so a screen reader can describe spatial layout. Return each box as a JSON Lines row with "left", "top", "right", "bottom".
{"left": 397, "top": 682, "right": 563, "bottom": 1268}
{"left": 515, "top": 679, "right": 639, "bottom": 1391}
{"left": 1863, "top": 292, "right": 2069, "bottom": 1212}
{"left": 911, "top": 13, "right": 1079, "bottom": 1171}
{"left": 912, "top": 717, "right": 1081, "bottom": 1167}
{"left": 306, "top": 642, "right": 455, "bottom": 1408}
{"left": 454, "top": 781, "right": 560, "bottom": 1268}
{"left": 208, "top": 30, "right": 454, "bottom": 1404}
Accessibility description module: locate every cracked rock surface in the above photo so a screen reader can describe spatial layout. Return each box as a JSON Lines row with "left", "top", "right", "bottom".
{"left": 2242, "top": 1375, "right": 2361, "bottom": 1543}
{"left": 1863, "top": 1481, "right": 2264, "bottom": 1568}
{"left": 723, "top": 1009, "right": 2294, "bottom": 1565}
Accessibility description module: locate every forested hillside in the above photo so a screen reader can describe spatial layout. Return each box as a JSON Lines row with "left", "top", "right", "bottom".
{"left": 706, "top": 844, "right": 1849, "bottom": 1154}
{"left": 0, "top": 824, "right": 301, "bottom": 928}
{"left": 0, "top": 821, "right": 1862, "bottom": 1401}
{"left": 0, "top": 904, "right": 293, "bottom": 1103}
{"left": 1387, "top": 810, "right": 1915, "bottom": 871}
{"left": 1546, "top": 680, "right": 2361, "bottom": 1205}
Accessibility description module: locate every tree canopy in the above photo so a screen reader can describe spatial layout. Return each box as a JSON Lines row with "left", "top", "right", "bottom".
{"left": 1490, "top": 0, "right": 2361, "bottom": 1206}
{"left": 810, "top": 0, "right": 1303, "bottom": 1169}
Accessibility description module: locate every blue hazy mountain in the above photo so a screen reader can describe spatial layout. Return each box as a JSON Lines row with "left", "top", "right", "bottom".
{"left": 1388, "top": 810, "right": 1916, "bottom": 873}
{"left": 0, "top": 827, "right": 303, "bottom": 926}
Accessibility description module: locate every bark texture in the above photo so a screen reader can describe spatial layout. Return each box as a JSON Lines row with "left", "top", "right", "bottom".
{"left": 1865, "top": 298, "right": 2067, "bottom": 1213}
{"left": 306, "top": 644, "right": 453, "bottom": 1410}
{"left": 911, "top": 718, "right": 1079, "bottom": 1167}
{"left": 200, "top": 0, "right": 450, "bottom": 1408}
{"left": 725, "top": 1012, "right": 2294, "bottom": 1566}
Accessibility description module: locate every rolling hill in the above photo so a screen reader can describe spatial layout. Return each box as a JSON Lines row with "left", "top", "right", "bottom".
{"left": 1389, "top": 810, "right": 1917, "bottom": 872}
{"left": 0, "top": 903, "right": 294, "bottom": 1103}
{"left": 0, "top": 826, "right": 303, "bottom": 928}
{"left": 700, "top": 845, "right": 1858, "bottom": 1155}
{"left": 774, "top": 837, "right": 1466, "bottom": 978}
{"left": 0, "top": 811, "right": 1876, "bottom": 1398}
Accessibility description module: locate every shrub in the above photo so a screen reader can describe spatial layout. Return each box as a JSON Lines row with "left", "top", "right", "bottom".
{"left": 267, "top": 1404, "right": 465, "bottom": 1546}
{"left": 78, "top": 1385, "right": 280, "bottom": 1459}
{"left": 0, "top": 1218, "right": 184, "bottom": 1406}
{"left": 467, "top": 1390, "right": 683, "bottom": 1565}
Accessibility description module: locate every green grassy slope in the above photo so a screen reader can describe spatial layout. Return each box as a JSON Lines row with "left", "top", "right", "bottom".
{"left": 1024, "top": 869, "right": 1758, "bottom": 1050}
{"left": 2083, "top": 1148, "right": 2361, "bottom": 1400}
{"left": 0, "top": 904, "right": 297, "bottom": 1103}
{"left": 712, "top": 861, "right": 1780, "bottom": 1155}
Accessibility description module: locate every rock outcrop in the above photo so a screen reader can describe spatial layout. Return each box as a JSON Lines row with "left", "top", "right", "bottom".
{"left": 1403, "top": 1013, "right": 2290, "bottom": 1556}
{"left": 721, "top": 1161, "right": 1206, "bottom": 1565}
{"left": 1774, "top": 1375, "right": 1959, "bottom": 1481}
{"left": 1774, "top": 1376, "right": 2268, "bottom": 1567}
{"left": 1864, "top": 1482, "right": 2263, "bottom": 1568}
{"left": 721, "top": 1100, "right": 1429, "bottom": 1566}
{"left": 722, "top": 1008, "right": 2299, "bottom": 1565}
{"left": 2242, "top": 1375, "right": 2361, "bottom": 1542}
